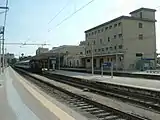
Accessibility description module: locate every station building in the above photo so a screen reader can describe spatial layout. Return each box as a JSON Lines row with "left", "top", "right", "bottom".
{"left": 84, "top": 8, "right": 157, "bottom": 70}
{"left": 36, "top": 47, "right": 49, "bottom": 55}
{"left": 50, "top": 45, "right": 85, "bottom": 68}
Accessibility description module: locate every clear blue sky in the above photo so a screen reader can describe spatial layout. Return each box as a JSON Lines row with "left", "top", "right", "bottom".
{"left": 0, "top": 0, "right": 160, "bottom": 57}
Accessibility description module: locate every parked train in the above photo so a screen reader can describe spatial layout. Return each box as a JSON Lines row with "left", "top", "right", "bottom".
{"left": 14, "top": 59, "right": 42, "bottom": 73}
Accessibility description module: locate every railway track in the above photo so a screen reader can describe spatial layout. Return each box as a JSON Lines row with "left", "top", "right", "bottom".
{"left": 43, "top": 72, "right": 160, "bottom": 113}
{"left": 16, "top": 68, "right": 149, "bottom": 120}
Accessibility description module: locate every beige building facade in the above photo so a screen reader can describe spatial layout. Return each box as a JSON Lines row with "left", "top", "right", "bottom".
{"left": 36, "top": 47, "right": 49, "bottom": 55}
{"left": 51, "top": 45, "right": 85, "bottom": 67}
{"left": 85, "top": 8, "right": 156, "bottom": 70}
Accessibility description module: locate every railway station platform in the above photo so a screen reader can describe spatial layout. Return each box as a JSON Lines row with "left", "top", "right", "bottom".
{"left": 47, "top": 70, "right": 160, "bottom": 91}
{"left": 61, "top": 67, "right": 160, "bottom": 75}
{"left": 0, "top": 67, "right": 87, "bottom": 120}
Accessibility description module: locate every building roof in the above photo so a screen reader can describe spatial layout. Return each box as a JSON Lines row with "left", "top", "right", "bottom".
{"left": 52, "top": 45, "right": 78, "bottom": 50}
{"left": 32, "top": 52, "right": 57, "bottom": 60}
{"left": 85, "top": 15, "right": 156, "bottom": 33}
{"left": 130, "top": 7, "right": 156, "bottom": 14}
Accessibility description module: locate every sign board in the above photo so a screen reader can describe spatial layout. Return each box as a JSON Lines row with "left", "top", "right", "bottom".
{"left": 101, "top": 62, "right": 113, "bottom": 78}
{"left": 51, "top": 60, "right": 56, "bottom": 64}
{"left": 141, "top": 58, "right": 155, "bottom": 61}
{"left": 49, "top": 57, "right": 56, "bottom": 60}
{"left": 103, "top": 62, "right": 111, "bottom": 67}
{"left": 136, "top": 53, "right": 143, "bottom": 57}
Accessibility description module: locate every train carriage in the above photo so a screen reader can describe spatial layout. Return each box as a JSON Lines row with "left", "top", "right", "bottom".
{"left": 14, "top": 59, "right": 42, "bottom": 73}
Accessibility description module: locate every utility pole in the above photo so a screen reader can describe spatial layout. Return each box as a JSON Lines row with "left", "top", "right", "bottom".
{"left": 87, "top": 38, "right": 96, "bottom": 75}
{"left": 5, "top": 48, "right": 7, "bottom": 67}
{"left": 2, "top": 0, "right": 9, "bottom": 73}
{"left": 2, "top": 27, "right": 4, "bottom": 72}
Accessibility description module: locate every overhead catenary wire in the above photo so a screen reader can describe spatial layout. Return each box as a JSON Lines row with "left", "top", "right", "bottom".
{"left": 49, "top": 0, "right": 96, "bottom": 31}
{"left": 48, "top": 0, "right": 71, "bottom": 24}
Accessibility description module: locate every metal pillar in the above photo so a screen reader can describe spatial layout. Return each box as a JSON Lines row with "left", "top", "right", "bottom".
{"left": 2, "top": 0, "right": 9, "bottom": 73}
{"left": 111, "top": 62, "right": 113, "bottom": 78}
{"left": 101, "top": 64, "right": 103, "bottom": 77}
{"left": 154, "top": 52, "right": 157, "bottom": 69}
{"left": 48, "top": 59, "right": 50, "bottom": 71}
{"left": 59, "top": 52, "right": 60, "bottom": 70}
{"left": 115, "top": 44, "right": 118, "bottom": 71}
{"left": 116, "top": 53, "right": 118, "bottom": 71}
{"left": 4, "top": 48, "right": 6, "bottom": 67}
{"left": 91, "top": 42, "right": 94, "bottom": 75}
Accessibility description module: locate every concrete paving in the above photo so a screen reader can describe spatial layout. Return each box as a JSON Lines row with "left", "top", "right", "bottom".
{"left": 49, "top": 70, "right": 160, "bottom": 91}
{"left": 0, "top": 74, "right": 17, "bottom": 120}
{"left": 0, "top": 67, "right": 86, "bottom": 120}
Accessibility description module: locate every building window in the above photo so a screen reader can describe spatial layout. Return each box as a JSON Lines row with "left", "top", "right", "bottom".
{"left": 110, "top": 47, "right": 112, "bottom": 50}
{"left": 119, "top": 57, "right": 122, "bottom": 61}
{"left": 77, "top": 60, "right": 79, "bottom": 66}
{"left": 114, "top": 35, "right": 116, "bottom": 39}
{"left": 89, "top": 33, "right": 90, "bottom": 36}
{"left": 139, "top": 23, "right": 143, "bottom": 28}
{"left": 119, "top": 33, "right": 122, "bottom": 38}
{"left": 139, "top": 34, "right": 143, "bottom": 40}
{"left": 98, "top": 49, "right": 101, "bottom": 52}
{"left": 102, "top": 48, "right": 104, "bottom": 51}
{"left": 100, "top": 39, "right": 102, "bottom": 44}
{"left": 92, "top": 32, "right": 94, "bottom": 35}
{"left": 95, "top": 49, "right": 97, "bottom": 52}
{"left": 87, "top": 59, "right": 90, "bottom": 62}
{"left": 140, "top": 12, "right": 142, "bottom": 18}
{"left": 118, "top": 22, "right": 121, "bottom": 26}
{"left": 108, "top": 37, "right": 110, "bottom": 42}
{"left": 80, "top": 52, "right": 83, "bottom": 54}
{"left": 109, "top": 25, "right": 112, "bottom": 29}
{"left": 66, "top": 51, "right": 68, "bottom": 54}
{"left": 106, "top": 47, "right": 108, "bottom": 51}
{"left": 115, "top": 46, "right": 117, "bottom": 50}
{"left": 95, "top": 31, "right": 97, "bottom": 34}
{"left": 119, "top": 45, "right": 123, "bottom": 49}
{"left": 105, "top": 27, "right": 108, "bottom": 30}
{"left": 107, "top": 58, "right": 109, "bottom": 61}
{"left": 93, "top": 40, "right": 95, "bottom": 45}
{"left": 98, "top": 30, "right": 100, "bottom": 33}
{"left": 101, "top": 28, "right": 104, "bottom": 32}
{"left": 114, "top": 23, "right": 117, "bottom": 27}
{"left": 86, "top": 51, "right": 88, "bottom": 54}
{"left": 111, "top": 58, "right": 112, "bottom": 62}
{"left": 89, "top": 50, "right": 91, "bottom": 53}
{"left": 88, "top": 42, "right": 89, "bottom": 46}
{"left": 86, "top": 34, "right": 88, "bottom": 37}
